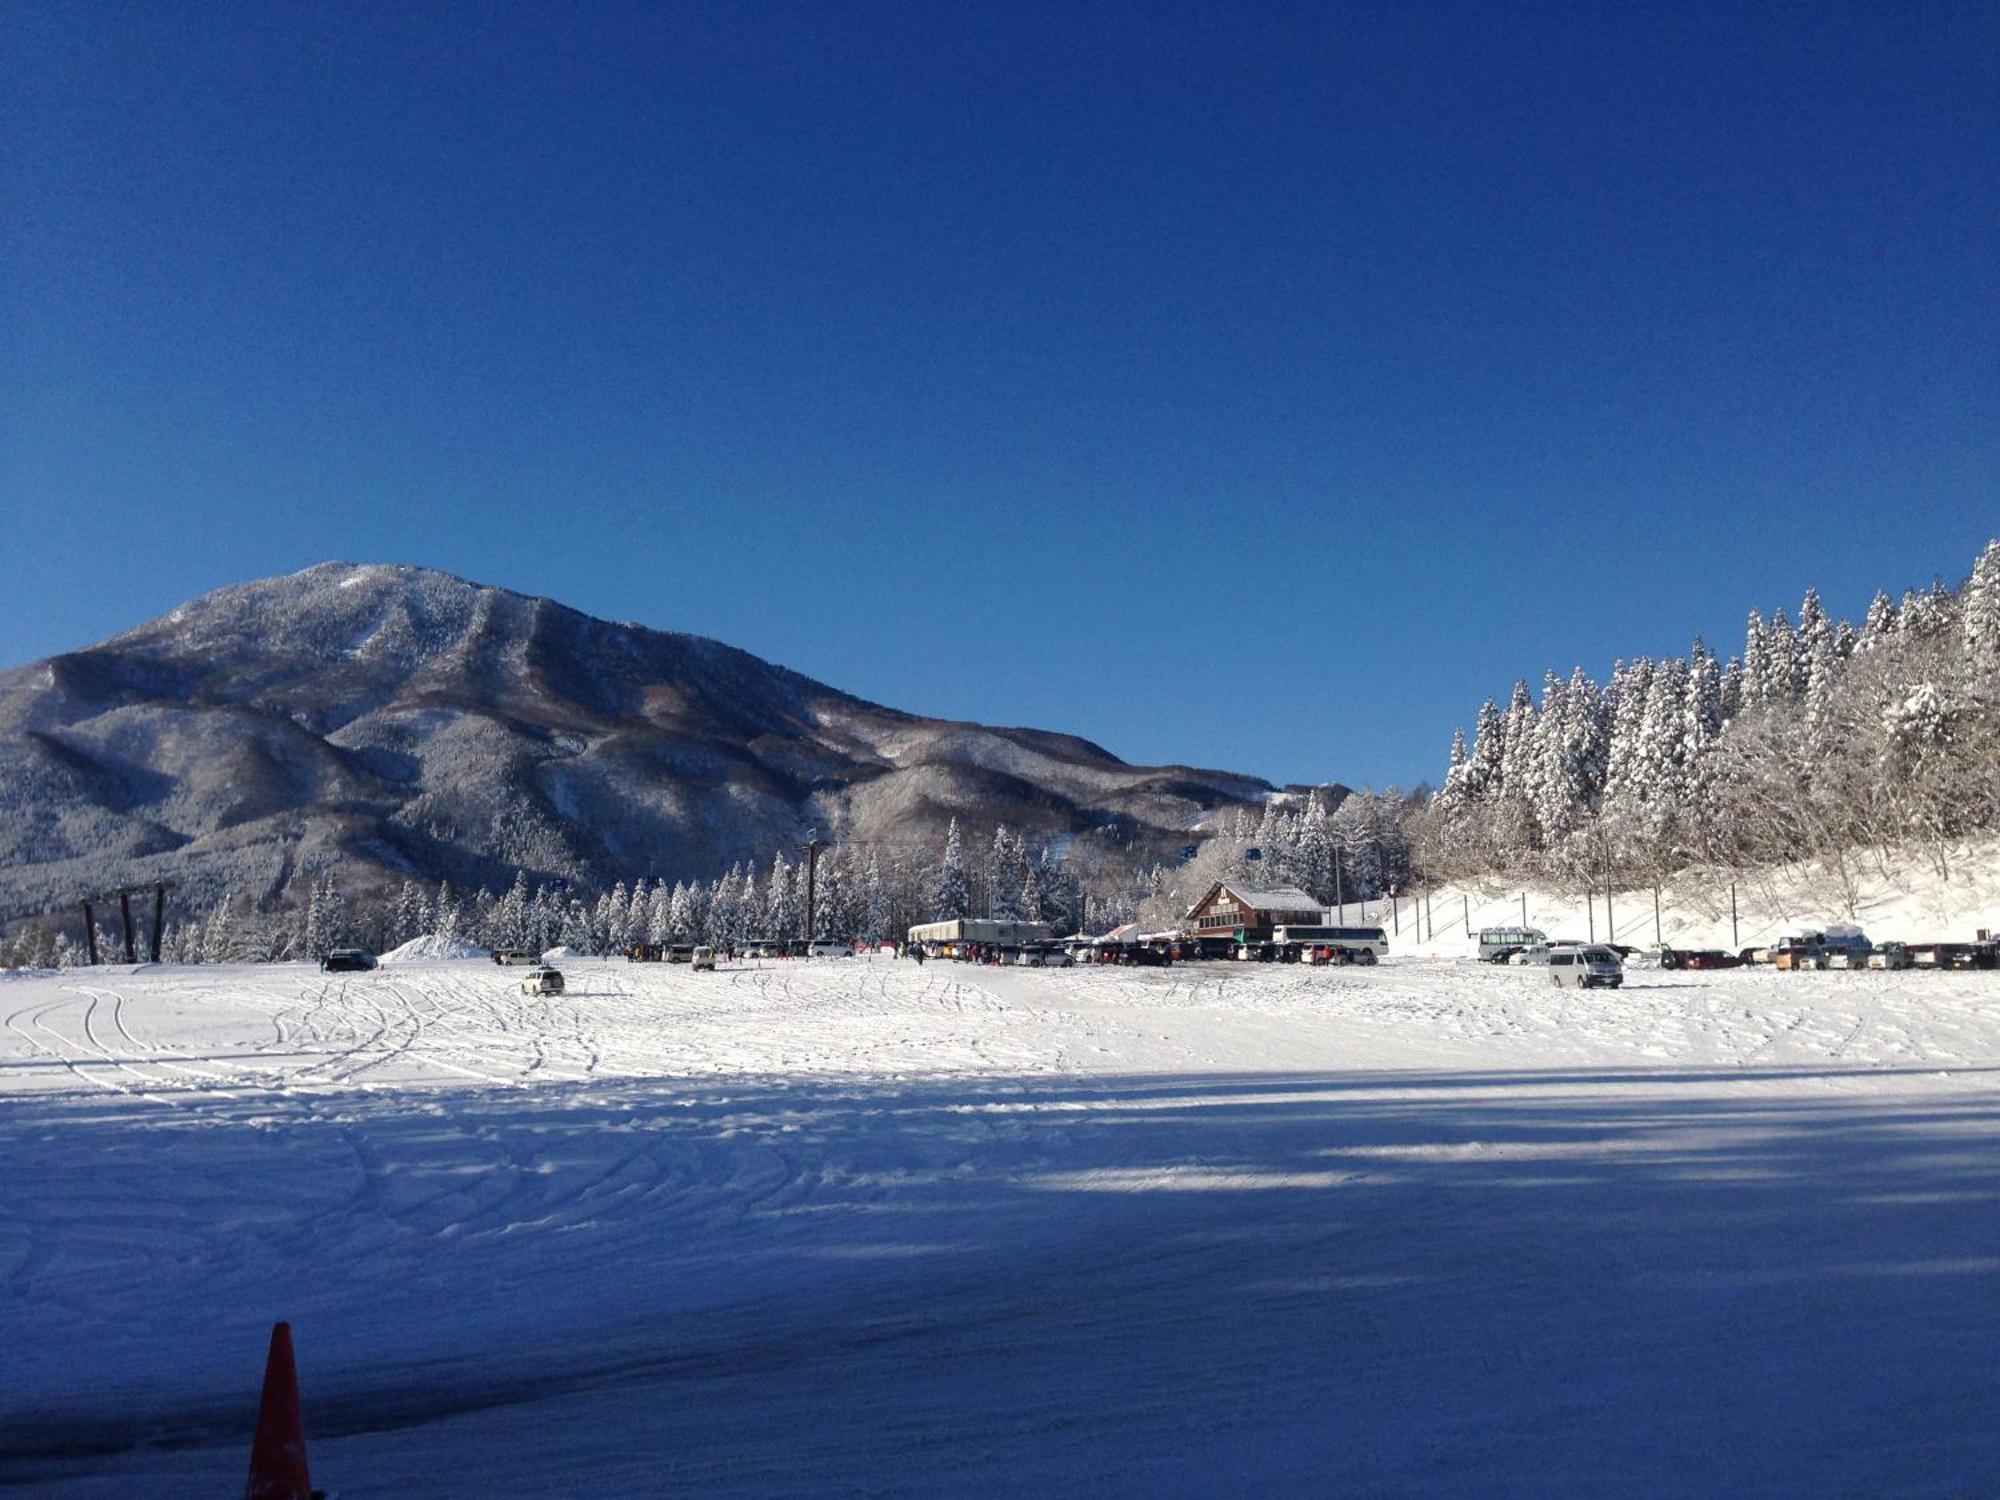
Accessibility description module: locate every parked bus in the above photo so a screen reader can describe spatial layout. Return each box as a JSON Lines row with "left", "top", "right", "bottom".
{"left": 1477, "top": 926, "right": 1546, "bottom": 963}
{"left": 1271, "top": 925, "right": 1389, "bottom": 959}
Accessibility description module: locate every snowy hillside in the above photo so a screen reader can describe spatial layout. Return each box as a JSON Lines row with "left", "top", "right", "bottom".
{"left": 0, "top": 562, "right": 1305, "bottom": 922}
{"left": 1378, "top": 838, "right": 2000, "bottom": 957}
{"left": 6, "top": 953, "right": 2000, "bottom": 1493}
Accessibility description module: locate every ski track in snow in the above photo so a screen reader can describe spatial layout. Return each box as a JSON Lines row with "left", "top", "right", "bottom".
{"left": 4, "top": 954, "right": 2000, "bottom": 1496}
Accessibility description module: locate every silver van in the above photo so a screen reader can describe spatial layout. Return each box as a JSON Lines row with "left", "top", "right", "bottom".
{"left": 1548, "top": 944, "right": 1623, "bottom": 989}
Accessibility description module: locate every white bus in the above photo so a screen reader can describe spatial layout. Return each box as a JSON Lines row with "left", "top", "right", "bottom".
{"left": 1477, "top": 926, "right": 1546, "bottom": 963}
{"left": 1271, "top": 924, "right": 1389, "bottom": 960}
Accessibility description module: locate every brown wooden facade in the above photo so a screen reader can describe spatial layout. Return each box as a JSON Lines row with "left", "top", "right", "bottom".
{"left": 1184, "top": 882, "right": 1323, "bottom": 940}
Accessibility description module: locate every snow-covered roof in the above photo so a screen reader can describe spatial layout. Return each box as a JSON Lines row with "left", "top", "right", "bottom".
{"left": 1219, "top": 884, "right": 1319, "bottom": 910}
{"left": 1182, "top": 881, "right": 1323, "bottom": 921}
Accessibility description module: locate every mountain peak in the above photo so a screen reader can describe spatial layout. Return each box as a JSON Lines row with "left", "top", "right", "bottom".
{"left": 0, "top": 564, "right": 1290, "bottom": 921}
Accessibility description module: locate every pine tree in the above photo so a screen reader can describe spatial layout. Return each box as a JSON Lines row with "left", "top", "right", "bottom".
{"left": 391, "top": 880, "right": 428, "bottom": 946}
{"left": 433, "top": 881, "right": 461, "bottom": 941}
{"left": 1859, "top": 590, "right": 1898, "bottom": 651}
{"left": 1767, "top": 605, "right": 1802, "bottom": 701}
{"left": 863, "top": 852, "right": 888, "bottom": 943}
{"left": 988, "top": 826, "right": 1026, "bottom": 920}
{"left": 203, "top": 889, "right": 241, "bottom": 964}
{"left": 1719, "top": 656, "right": 1745, "bottom": 723}
{"left": 933, "top": 818, "right": 970, "bottom": 920}
{"left": 1464, "top": 699, "right": 1505, "bottom": 800}
{"left": 765, "top": 855, "right": 799, "bottom": 938}
{"left": 1741, "top": 610, "right": 1770, "bottom": 707}
{"left": 1964, "top": 539, "right": 2000, "bottom": 663}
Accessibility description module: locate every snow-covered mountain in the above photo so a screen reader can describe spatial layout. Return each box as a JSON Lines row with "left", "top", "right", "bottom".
{"left": 0, "top": 563, "right": 1299, "bottom": 918}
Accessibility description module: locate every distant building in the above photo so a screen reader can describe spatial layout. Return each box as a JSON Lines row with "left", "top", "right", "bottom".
{"left": 1183, "top": 882, "right": 1323, "bottom": 944}
{"left": 907, "top": 917, "right": 1054, "bottom": 955}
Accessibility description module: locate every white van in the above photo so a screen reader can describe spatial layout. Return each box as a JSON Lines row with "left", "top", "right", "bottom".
{"left": 691, "top": 946, "right": 717, "bottom": 972}
{"left": 1548, "top": 945, "right": 1623, "bottom": 989}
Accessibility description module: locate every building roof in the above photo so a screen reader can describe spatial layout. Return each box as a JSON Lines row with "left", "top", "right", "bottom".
{"left": 1182, "top": 881, "right": 1323, "bottom": 920}
{"left": 1222, "top": 884, "right": 1319, "bottom": 909}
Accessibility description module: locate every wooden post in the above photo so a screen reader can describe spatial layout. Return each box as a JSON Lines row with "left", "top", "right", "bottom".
{"left": 796, "top": 832, "right": 822, "bottom": 943}
{"left": 1521, "top": 892, "right": 1527, "bottom": 928}
{"left": 119, "top": 891, "right": 136, "bottom": 964}
{"left": 150, "top": 884, "right": 166, "bottom": 964}
{"left": 1391, "top": 891, "right": 1399, "bottom": 936}
{"left": 82, "top": 901, "right": 100, "bottom": 965}
{"left": 1462, "top": 894, "right": 1469, "bottom": 938}
{"left": 1730, "top": 882, "right": 1739, "bottom": 949}
{"left": 1653, "top": 884, "right": 1662, "bottom": 945}
{"left": 1333, "top": 848, "right": 1344, "bottom": 921}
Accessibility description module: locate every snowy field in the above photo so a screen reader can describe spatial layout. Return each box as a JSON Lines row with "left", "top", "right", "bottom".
{"left": 5, "top": 952, "right": 2000, "bottom": 1496}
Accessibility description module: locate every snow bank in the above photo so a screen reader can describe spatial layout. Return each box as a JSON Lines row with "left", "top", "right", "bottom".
{"left": 540, "top": 945, "right": 580, "bottom": 961}
{"left": 379, "top": 933, "right": 490, "bottom": 963}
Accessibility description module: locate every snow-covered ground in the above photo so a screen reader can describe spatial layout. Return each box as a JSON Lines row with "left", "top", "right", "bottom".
{"left": 5, "top": 952, "right": 1999, "bottom": 1495}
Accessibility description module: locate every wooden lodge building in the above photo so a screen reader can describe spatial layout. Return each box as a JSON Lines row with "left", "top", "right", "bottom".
{"left": 1184, "top": 882, "right": 1324, "bottom": 944}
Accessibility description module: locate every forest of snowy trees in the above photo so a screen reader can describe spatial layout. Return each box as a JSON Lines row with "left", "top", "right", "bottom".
{"left": 1418, "top": 539, "right": 2000, "bottom": 899}
{"left": 0, "top": 823, "right": 1090, "bottom": 969}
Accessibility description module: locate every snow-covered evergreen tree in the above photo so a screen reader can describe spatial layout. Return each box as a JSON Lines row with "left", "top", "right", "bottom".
{"left": 933, "top": 818, "right": 970, "bottom": 921}
{"left": 1964, "top": 539, "right": 2000, "bottom": 663}
{"left": 863, "top": 852, "right": 888, "bottom": 943}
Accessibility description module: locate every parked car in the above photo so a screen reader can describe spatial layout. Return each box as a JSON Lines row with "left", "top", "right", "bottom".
{"left": 1866, "top": 942, "right": 1914, "bottom": 970}
{"left": 691, "top": 946, "right": 717, "bottom": 972}
{"left": 492, "top": 950, "right": 538, "bottom": 967}
{"left": 520, "top": 966, "right": 565, "bottom": 996}
{"left": 664, "top": 944, "right": 695, "bottom": 963}
{"left": 1918, "top": 942, "right": 1998, "bottom": 971}
{"left": 1020, "top": 945, "right": 1074, "bottom": 967}
{"left": 1510, "top": 944, "right": 1552, "bottom": 966}
{"left": 1548, "top": 944, "right": 1624, "bottom": 989}
{"left": 321, "top": 948, "right": 377, "bottom": 973}
{"left": 806, "top": 940, "right": 854, "bottom": 958}
{"left": 1739, "top": 946, "right": 1774, "bottom": 966}
{"left": 1680, "top": 950, "right": 1744, "bottom": 970}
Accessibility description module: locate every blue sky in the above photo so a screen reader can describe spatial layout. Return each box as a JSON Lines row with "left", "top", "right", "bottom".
{"left": 4, "top": 1, "right": 1994, "bottom": 788}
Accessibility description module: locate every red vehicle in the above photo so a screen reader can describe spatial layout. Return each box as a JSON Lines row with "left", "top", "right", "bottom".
{"left": 1680, "top": 950, "right": 1744, "bottom": 971}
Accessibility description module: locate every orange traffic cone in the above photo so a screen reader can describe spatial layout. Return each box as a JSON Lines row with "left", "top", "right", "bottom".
{"left": 245, "top": 1321, "right": 313, "bottom": 1500}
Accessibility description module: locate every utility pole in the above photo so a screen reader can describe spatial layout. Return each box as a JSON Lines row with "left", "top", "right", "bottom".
{"left": 1653, "top": 884, "right": 1662, "bottom": 945}
{"left": 796, "top": 831, "right": 823, "bottom": 943}
{"left": 1730, "top": 881, "right": 1739, "bottom": 949}
{"left": 1333, "top": 847, "right": 1344, "bottom": 921}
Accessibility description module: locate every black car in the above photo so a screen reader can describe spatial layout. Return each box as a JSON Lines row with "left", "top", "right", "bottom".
{"left": 321, "top": 948, "right": 377, "bottom": 973}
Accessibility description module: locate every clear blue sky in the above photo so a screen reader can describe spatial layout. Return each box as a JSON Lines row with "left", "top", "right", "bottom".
{"left": 4, "top": 1, "right": 1994, "bottom": 788}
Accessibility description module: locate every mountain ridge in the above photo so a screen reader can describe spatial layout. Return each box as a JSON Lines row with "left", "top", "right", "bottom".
{"left": 0, "top": 562, "right": 1332, "bottom": 921}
